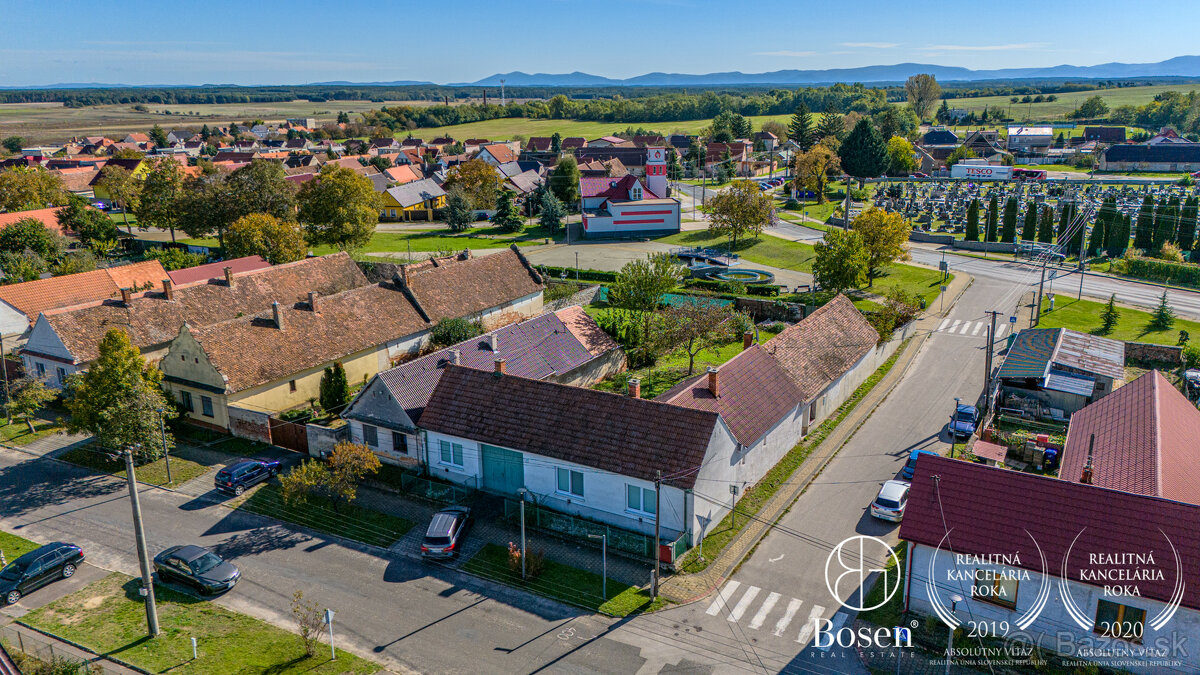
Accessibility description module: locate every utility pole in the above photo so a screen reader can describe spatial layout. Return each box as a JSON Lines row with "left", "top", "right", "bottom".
{"left": 652, "top": 470, "right": 662, "bottom": 599}
{"left": 124, "top": 448, "right": 159, "bottom": 637}
{"left": 984, "top": 311, "right": 1000, "bottom": 412}
{"left": 0, "top": 333, "right": 8, "bottom": 425}
{"left": 518, "top": 488, "right": 527, "bottom": 580}
{"left": 1077, "top": 257, "right": 1086, "bottom": 300}
{"left": 1033, "top": 256, "right": 1048, "bottom": 328}
{"left": 157, "top": 408, "right": 171, "bottom": 486}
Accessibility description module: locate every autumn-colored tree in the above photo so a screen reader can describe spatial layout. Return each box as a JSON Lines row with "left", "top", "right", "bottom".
{"left": 704, "top": 179, "right": 776, "bottom": 250}
{"left": 225, "top": 213, "right": 307, "bottom": 263}
{"left": 297, "top": 165, "right": 381, "bottom": 250}
{"left": 851, "top": 208, "right": 911, "bottom": 284}
{"left": 443, "top": 158, "right": 503, "bottom": 210}
{"left": 0, "top": 166, "right": 67, "bottom": 212}
{"left": 650, "top": 303, "right": 743, "bottom": 375}
{"left": 885, "top": 136, "right": 916, "bottom": 176}
{"left": 134, "top": 157, "right": 184, "bottom": 242}
{"left": 96, "top": 164, "right": 141, "bottom": 234}
{"left": 904, "top": 74, "right": 942, "bottom": 121}
{"left": 791, "top": 145, "right": 839, "bottom": 204}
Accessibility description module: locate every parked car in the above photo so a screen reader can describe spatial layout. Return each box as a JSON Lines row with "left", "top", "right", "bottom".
{"left": 421, "top": 506, "right": 472, "bottom": 559}
{"left": 870, "top": 480, "right": 910, "bottom": 522}
{"left": 949, "top": 404, "right": 979, "bottom": 440}
{"left": 909, "top": 172, "right": 929, "bottom": 178}
{"left": 901, "top": 449, "right": 938, "bottom": 480}
{"left": 0, "top": 542, "right": 84, "bottom": 605}
{"left": 153, "top": 545, "right": 239, "bottom": 595}
{"left": 214, "top": 458, "right": 281, "bottom": 496}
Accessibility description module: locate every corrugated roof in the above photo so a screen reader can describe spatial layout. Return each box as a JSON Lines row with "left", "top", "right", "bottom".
{"left": 997, "top": 328, "right": 1059, "bottom": 380}
{"left": 1043, "top": 369, "right": 1096, "bottom": 396}
{"left": 1053, "top": 329, "right": 1125, "bottom": 380}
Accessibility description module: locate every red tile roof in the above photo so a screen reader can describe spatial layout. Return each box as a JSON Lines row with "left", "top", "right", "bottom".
{"left": 383, "top": 165, "right": 422, "bottom": 185}
{"left": 1060, "top": 371, "right": 1200, "bottom": 503}
{"left": 480, "top": 143, "right": 517, "bottom": 164}
{"left": 901, "top": 454, "right": 1200, "bottom": 611}
{"left": 402, "top": 248, "right": 543, "bottom": 322}
{"left": 0, "top": 260, "right": 167, "bottom": 322}
{"left": 166, "top": 256, "right": 271, "bottom": 286}
{"left": 762, "top": 294, "right": 878, "bottom": 399}
{"left": 579, "top": 175, "right": 661, "bottom": 200}
{"left": 0, "top": 207, "right": 67, "bottom": 236}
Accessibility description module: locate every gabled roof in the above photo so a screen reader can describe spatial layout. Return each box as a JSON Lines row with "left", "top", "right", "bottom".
{"left": 383, "top": 165, "right": 422, "bottom": 185}
{"left": 0, "top": 207, "right": 67, "bottom": 236}
{"left": 901, "top": 454, "right": 1200, "bottom": 612}
{"left": 385, "top": 178, "right": 446, "bottom": 208}
{"left": 560, "top": 137, "right": 586, "bottom": 149}
{"left": 921, "top": 129, "right": 958, "bottom": 146}
{"left": 526, "top": 137, "right": 552, "bottom": 151}
{"left": 660, "top": 344, "right": 804, "bottom": 446}
{"left": 480, "top": 144, "right": 517, "bottom": 164}
{"left": 166, "top": 256, "right": 271, "bottom": 286}
{"left": 1060, "top": 371, "right": 1200, "bottom": 504}
{"left": 402, "top": 247, "right": 542, "bottom": 321}
{"left": 997, "top": 328, "right": 1059, "bottom": 379}
{"left": 87, "top": 158, "right": 143, "bottom": 186}
{"left": 761, "top": 294, "right": 878, "bottom": 399}
{"left": 574, "top": 147, "right": 649, "bottom": 166}
{"left": 505, "top": 169, "right": 544, "bottom": 195}
{"left": 579, "top": 175, "right": 661, "bottom": 200}
{"left": 420, "top": 365, "right": 719, "bottom": 488}
{"left": 361, "top": 306, "right": 617, "bottom": 423}
{"left": 32, "top": 253, "right": 368, "bottom": 364}
{"left": 0, "top": 260, "right": 167, "bottom": 322}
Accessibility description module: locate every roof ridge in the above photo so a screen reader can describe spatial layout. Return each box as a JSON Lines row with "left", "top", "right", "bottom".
{"left": 1152, "top": 370, "right": 1165, "bottom": 498}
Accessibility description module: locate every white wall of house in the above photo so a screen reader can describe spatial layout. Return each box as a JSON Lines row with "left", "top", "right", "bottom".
{"left": 21, "top": 315, "right": 78, "bottom": 388}
{"left": 689, "top": 419, "right": 741, "bottom": 543}
{"left": 422, "top": 429, "right": 691, "bottom": 538}
{"left": 907, "top": 542, "right": 1200, "bottom": 675}
{"left": 0, "top": 302, "right": 28, "bottom": 338}
{"left": 348, "top": 419, "right": 419, "bottom": 467}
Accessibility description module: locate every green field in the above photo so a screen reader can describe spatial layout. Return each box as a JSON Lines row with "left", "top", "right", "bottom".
{"left": 384, "top": 113, "right": 792, "bottom": 142}
{"left": 1036, "top": 296, "right": 1200, "bottom": 345}
{"left": 944, "top": 83, "right": 1199, "bottom": 122}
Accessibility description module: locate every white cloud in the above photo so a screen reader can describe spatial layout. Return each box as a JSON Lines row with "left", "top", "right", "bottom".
{"left": 925, "top": 43, "right": 1046, "bottom": 51}
{"left": 753, "top": 50, "right": 817, "bottom": 57}
{"left": 841, "top": 42, "right": 898, "bottom": 49}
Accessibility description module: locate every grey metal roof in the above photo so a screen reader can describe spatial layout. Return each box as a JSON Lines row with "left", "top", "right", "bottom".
{"left": 1053, "top": 329, "right": 1125, "bottom": 380}
{"left": 1044, "top": 369, "right": 1096, "bottom": 397}
{"left": 385, "top": 178, "right": 446, "bottom": 208}
{"left": 997, "top": 328, "right": 1059, "bottom": 380}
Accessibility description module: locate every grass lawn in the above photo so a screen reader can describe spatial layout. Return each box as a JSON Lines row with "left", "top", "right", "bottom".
{"left": 866, "top": 264, "right": 950, "bottom": 307}
{"left": 0, "top": 418, "right": 65, "bottom": 447}
{"left": 57, "top": 445, "right": 208, "bottom": 488}
{"left": 0, "top": 529, "right": 40, "bottom": 563}
{"left": 779, "top": 200, "right": 839, "bottom": 226}
{"left": 676, "top": 341, "right": 908, "bottom": 574}
{"left": 461, "top": 543, "right": 666, "bottom": 617}
{"left": 20, "top": 572, "right": 379, "bottom": 675}
{"left": 182, "top": 223, "right": 558, "bottom": 255}
{"left": 1035, "top": 296, "right": 1200, "bottom": 345}
{"left": 383, "top": 113, "right": 792, "bottom": 145}
{"left": 234, "top": 484, "right": 413, "bottom": 548}
{"left": 655, "top": 230, "right": 815, "bottom": 273}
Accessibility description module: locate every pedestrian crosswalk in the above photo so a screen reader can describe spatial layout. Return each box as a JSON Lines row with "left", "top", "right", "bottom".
{"left": 935, "top": 318, "right": 1008, "bottom": 340}
{"left": 704, "top": 581, "right": 839, "bottom": 649}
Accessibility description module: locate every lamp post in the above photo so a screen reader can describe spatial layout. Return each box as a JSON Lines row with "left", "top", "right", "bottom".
{"left": 157, "top": 407, "right": 171, "bottom": 486}
{"left": 517, "top": 488, "right": 528, "bottom": 580}
{"left": 588, "top": 533, "right": 607, "bottom": 600}
{"left": 950, "top": 397, "right": 961, "bottom": 458}
{"left": 945, "top": 594, "right": 963, "bottom": 675}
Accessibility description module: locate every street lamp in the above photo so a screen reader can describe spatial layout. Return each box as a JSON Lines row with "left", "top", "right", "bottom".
{"left": 587, "top": 533, "right": 607, "bottom": 600}
{"left": 946, "top": 594, "right": 963, "bottom": 675}
{"left": 157, "top": 407, "right": 172, "bottom": 486}
{"left": 950, "top": 397, "right": 961, "bottom": 458}
{"left": 517, "top": 487, "right": 528, "bottom": 580}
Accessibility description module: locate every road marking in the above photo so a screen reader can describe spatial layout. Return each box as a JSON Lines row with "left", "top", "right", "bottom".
{"left": 816, "top": 612, "right": 849, "bottom": 651}
{"left": 768, "top": 554, "right": 784, "bottom": 563}
{"left": 937, "top": 318, "right": 950, "bottom": 331}
{"left": 947, "top": 319, "right": 961, "bottom": 333}
{"left": 971, "top": 322, "right": 984, "bottom": 335}
{"left": 773, "top": 598, "right": 803, "bottom": 636}
{"left": 727, "top": 586, "right": 761, "bottom": 622}
{"left": 995, "top": 324, "right": 1008, "bottom": 340}
{"left": 958, "top": 321, "right": 972, "bottom": 334}
{"left": 705, "top": 581, "right": 741, "bottom": 616}
{"left": 749, "top": 592, "right": 781, "bottom": 630}
{"left": 795, "top": 605, "right": 826, "bottom": 646}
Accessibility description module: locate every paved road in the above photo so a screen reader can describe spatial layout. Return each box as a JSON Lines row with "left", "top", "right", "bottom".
{"left": 636, "top": 277, "right": 1022, "bottom": 674}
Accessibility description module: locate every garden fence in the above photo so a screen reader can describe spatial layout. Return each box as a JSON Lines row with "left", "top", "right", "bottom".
{"left": 502, "top": 498, "right": 689, "bottom": 563}
{"left": 0, "top": 624, "right": 120, "bottom": 675}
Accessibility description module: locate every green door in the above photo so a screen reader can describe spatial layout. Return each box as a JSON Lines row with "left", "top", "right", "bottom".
{"left": 481, "top": 444, "right": 524, "bottom": 495}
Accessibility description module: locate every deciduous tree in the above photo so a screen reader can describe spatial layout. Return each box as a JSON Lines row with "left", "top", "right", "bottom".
{"left": 885, "top": 136, "right": 916, "bottom": 176}
{"left": 0, "top": 167, "right": 66, "bottom": 212}
{"left": 444, "top": 158, "right": 504, "bottom": 210}
{"left": 704, "top": 179, "right": 775, "bottom": 250}
{"left": 905, "top": 74, "right": 942, "bottom": 121}
{"left": 96, "top": 165, "right": 140, "bottom": 234}
{"left": 851, "top": 208, "right": 910, "bottom": 283}
{"left": 7, "top": 376, "right": 55, "bottom": 432}
{"left": 791, "top": 145, "right": 839, "bottom": 204}
{"left": 813, "top": 228, "right": 868, "bottom": 293}
{"left": 134, "top": 157, "right": 184, "bottom": 242}
{"left": 650, "top": 303, "right": 742, "bottom": 376}
{"left": 225, "top": 213, "right": 307, "bottom": 264}
{"left": 298, "top": 165, "right": 381, "bottom": 250}
{"left": 549, "top": 155, "right": 581, "bottom": 206}
{"left": 0, "top": 216, "right": 63, "bottom": 260}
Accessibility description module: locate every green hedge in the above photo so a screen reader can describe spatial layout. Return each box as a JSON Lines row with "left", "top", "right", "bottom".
{"left": 685, "top": 279, "right": 780, "bottom": 297}
{"left": 538, "top": 265, "right": 618, "bottom": 283}
{"left": 1111, "top": 256, "right": 1200, "bottom": 287}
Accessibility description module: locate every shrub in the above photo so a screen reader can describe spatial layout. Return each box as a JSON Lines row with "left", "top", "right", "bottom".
{"left": 430, "top": 316, "right": 483, "bottom": 347}
{"left": 506, "top": 541, "right": 545, "bottom": 579}
{"left": 1110, "top": 255, "right": 1200, "bottom": 288}
{"left": 1154, "top": 242, "right": 1185, "bottom": 263}
{"left": 538, "top": 265, "right": 618, "bottom": 283}
{"left": 143, "top": 246, "right": 207, "bottom": 271}
{"left": 685, "top": 278, "right": 780, "bottom": 297}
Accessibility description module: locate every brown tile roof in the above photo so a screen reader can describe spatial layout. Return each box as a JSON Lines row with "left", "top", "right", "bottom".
{"left": 555, "top": 305, "right": 619, "bottom": 356}
{"left": 52, "top": 167, "right": 100, "bottom": 193}
{"left": 480, "top": 144, "right": 517, "bottom": 164}
{"left": 188, "top": 283, "right": 429, "bottom": 393}
{"left": 1060, "top": 370, "right": 1200, "bottom": 504}
{"left": 403, "top": 248, "right": 543, "bottom": 322}
{"left": 0, "top": 207, "right": 67, "bottom": 236}
{"left": 420, "top": 365, "right": 720, "bottom": 487}
{"left": 761, "top": 294, "right": 877, "bottom": 399}
{"left": 560, "top": 137, "right": 586, "bottom": 149}
{"left": 660, "top": 344, "right": 804, "bottom": 446}
{"left": 166, "top": 256, "right": 271, "bottom": 285}
{"left": 0, "top": 260, "right": 167, "bottom": 322}
{"left": 383, "top": 165, "right": 422, "bottom": 185}
{"left": 35, "top": 253, "right": 367, "bottom": 364}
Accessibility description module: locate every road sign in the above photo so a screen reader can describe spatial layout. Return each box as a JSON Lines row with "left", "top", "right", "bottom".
{"left": 1009, "top": 316, "right": 1017, "bottom": 324}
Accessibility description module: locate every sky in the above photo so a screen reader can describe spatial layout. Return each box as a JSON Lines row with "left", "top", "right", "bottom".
{"left": 3, "top": 0, "right": 1200, "bottom": 86}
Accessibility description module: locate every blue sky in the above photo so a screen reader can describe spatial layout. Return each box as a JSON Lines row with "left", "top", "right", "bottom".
{"left": 2, "top": 0, "right": 1199, "bottom": 86}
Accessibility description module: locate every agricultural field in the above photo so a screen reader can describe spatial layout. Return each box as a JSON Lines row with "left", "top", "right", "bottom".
{"left": 942, "top": 83, "right": 1199, "bottom": 121}
{"left": 383, "top": 113, "right": 793, "bottom": 142}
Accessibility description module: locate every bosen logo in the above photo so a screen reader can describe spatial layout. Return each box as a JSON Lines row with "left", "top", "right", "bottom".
{"left": 824, "top": 535, "right": 901, "bottom": 612}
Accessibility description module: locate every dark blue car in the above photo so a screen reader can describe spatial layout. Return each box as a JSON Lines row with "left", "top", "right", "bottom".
{"left": 214, "top": 458, "right": 281, "bottom": 496}
{"left": 902, "top": 449, "right": 938, "bottom": 479}
{"left": 949, "top": 404, "right": 978, "bottom": 440}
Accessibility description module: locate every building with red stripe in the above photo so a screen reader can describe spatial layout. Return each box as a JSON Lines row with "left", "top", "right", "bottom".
{"left": 578, "top": 147, "right": 680, "bottom": 239}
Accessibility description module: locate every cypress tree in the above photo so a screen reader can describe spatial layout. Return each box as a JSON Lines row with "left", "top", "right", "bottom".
{"left": 1057, "top": 200, "right": 1072, "bottom": 242}
{"left": 1152, "top": 197, "right": 1177, "bottom": 251}
{"left": 985, "top": 194, "right": 999, "bottom": 242}
{"left": 1105, "top": 210, "right": 1129, "bottom": 258}
{"left": 1037, "top": 205, "right": 1054, "bottom": 243}
{"left": 1091, "top": 197, "right": 1115, "bottom": 256}
{"left": 1068, "top": 202, "right": 1085, "bottom": 256}
{"left": 1133, "top": 194, "right": 1156, "bottom": 252}
{"left": 788, "top": 103, "right": 815, "bottom": 151}
{"left": 1021, "top": 200, "right": 1038, "bottom": 240}
{"left": 965, "top": 198, "right": 980, "bottom": 241}
{"left": 1001, "top": 196, "right": 1018, "bottom": 243}
{"left": 1177, "top": 195, "right": 1198, "bottom": 251}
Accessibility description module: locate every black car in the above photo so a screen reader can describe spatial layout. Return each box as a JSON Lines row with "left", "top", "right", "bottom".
{"left": 154, "top": 545, "right": 239, "bottom": 595}
{"left": 421, "top": 506, "right": 472, "bottom": 559}
{"left": 214, "top": 458, "right": 281, "bottom": 496}
{"left": 1, "top": 542, "right": 85, "bottom": 605}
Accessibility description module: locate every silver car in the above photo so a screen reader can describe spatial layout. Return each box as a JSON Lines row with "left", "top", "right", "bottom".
{"left": 421, "top": 506, "right": 472, "bottom": 559}
{"left": 870, "top": 480, "right": 910, "bottom": 522}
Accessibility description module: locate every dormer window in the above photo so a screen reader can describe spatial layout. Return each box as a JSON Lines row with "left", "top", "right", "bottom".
{"left": 631, "top": 184, "right": 642, "bottom": 200}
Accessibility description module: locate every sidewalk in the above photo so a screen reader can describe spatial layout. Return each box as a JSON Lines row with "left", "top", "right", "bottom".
{"left": 659, "top": 269, "right": 974, "bottom": 604}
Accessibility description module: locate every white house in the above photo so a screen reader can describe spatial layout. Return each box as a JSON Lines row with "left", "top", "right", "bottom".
{"left": 578, "top": 171, "right": 680, "bottom": 239}
{"left": 902, "top": 454, "right": 1200, "bottom": 675}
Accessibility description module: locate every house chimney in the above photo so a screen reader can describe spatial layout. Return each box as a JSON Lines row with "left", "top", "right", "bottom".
{"left": 628, "top": 377, "right": 641, "bottom": 399}
{"left": 743, "top": 330, "right": 754, "bottom": 350}
{"left": 487, "top": 333, "right": 497, "bottom": 352}
{"left": 707, "top": 367, "right": 720, "bottom": 397}
{"left": 119, "top": 288, "right": 131, "bottom": 305}
{"left": 1081, "top": 434, "right": 1095, "bottom": 485}
{"left": 494, "top": 358, "right": 506, "bottom": 375}
{"left": 272, "top": 301, "right": 284, "bottom": 330}
{"left": 448, "top": 349, "right": 461, "bottom": 365}
{"left": 224, "top": 266, "right": 235, "bottom": 288}
{"left": 308, "top": 291, "right": 320, "bottom": 313}
{"left": 162, "top": 279, "right": 174, "bottom": 301}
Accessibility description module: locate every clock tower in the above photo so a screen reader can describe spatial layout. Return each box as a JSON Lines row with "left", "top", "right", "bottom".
{"left": 645, "top": 146, "right": 667, "bottom": 198}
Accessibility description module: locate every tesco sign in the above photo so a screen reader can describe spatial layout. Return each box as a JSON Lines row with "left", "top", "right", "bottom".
{"left": 950, "top": 164, "right": 1013, "bottom": 180}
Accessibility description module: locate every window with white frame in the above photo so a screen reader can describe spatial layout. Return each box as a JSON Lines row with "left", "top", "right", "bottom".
{"left": 626, "top": 484, "right": 656, "bottom": 515}
{"left": 556, "top": 467, "right": 584, "bottom": 497}
{"left": 439, "top": 439, "right": 464, "bottom": 467}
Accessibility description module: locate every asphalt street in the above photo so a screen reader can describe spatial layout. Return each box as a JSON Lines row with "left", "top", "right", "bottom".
{"left": 628, "top": 276, "right": 1023, "bottom": 674}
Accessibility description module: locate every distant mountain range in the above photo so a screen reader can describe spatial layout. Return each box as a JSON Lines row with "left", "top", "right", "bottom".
{"left": 6, "top": 56, "right": 1200, "bottom": 90}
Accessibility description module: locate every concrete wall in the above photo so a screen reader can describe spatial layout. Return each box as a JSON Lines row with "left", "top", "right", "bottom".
{"left": 907, "top": 542, "right": 1200, "bottom": 675}
{"left": 908, "top": 231, "right": 956, "bottom": 245}
{"left": 549, "top": 348, "right": 626, "bottom": 388}
{"left": 477, "top": 290, "right": 543, "bottom": 331}
{"left": 734, "top": 297, "right": 804, "bottom": 322}
{"left": 954, "top": 240, "right": 1017, "bottom": 253}
{"left": 306, "top": 422, "right": 349, "bottom": 458}
{"left": 543, "top": 285, "right": 602, "bottom": 313}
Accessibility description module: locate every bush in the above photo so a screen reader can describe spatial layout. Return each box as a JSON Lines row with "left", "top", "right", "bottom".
{"left": 143, "top": 246, "right": 207, "bottom": 271}
{"left": 1110, "top": 255, "right": 1200, "bottom": 288}
{"left": 1184, "top": 343, "right": 1200, "bottom": 369}
{"left": 506, "top": 541, "right": 545, "bottom": 579}
{"left": 1154, "top": 242, "right": 1185, "bottom": 263}
{"left": 685, "top": 278, "right": 780, "bottom": 297}
{"left": 539, "top": 265, "right": 618, "bottom": 283}
{"left": 430, "top": 316, "right": 483, "bottom": 347}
